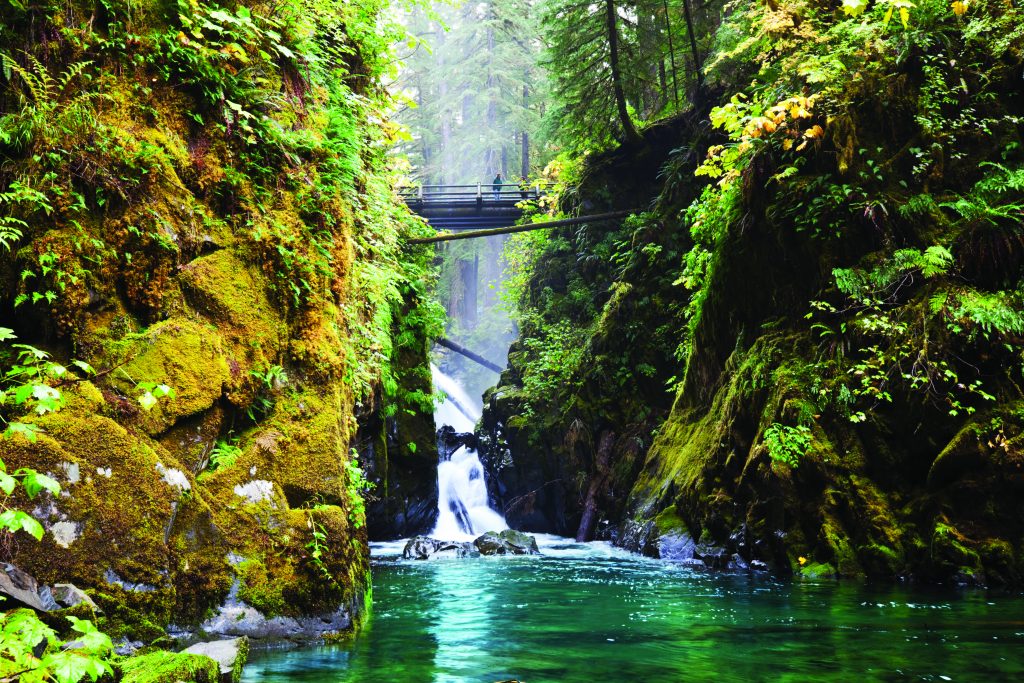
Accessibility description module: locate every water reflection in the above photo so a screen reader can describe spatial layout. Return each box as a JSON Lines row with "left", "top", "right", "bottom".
{"left": 244, "top": 540, "right": 1024, "bottom": 682}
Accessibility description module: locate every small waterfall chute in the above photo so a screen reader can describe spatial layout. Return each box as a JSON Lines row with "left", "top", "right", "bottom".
{"left": 431, "top": 364, "right": 507, "bottom": 540}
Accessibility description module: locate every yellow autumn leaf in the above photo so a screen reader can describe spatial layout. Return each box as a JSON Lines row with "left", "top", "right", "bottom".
{"left": 805, "top": 124, "right": 824, "bottom": 139}
{"left": 842, "top": 0, "right": 868, "bottom": 16}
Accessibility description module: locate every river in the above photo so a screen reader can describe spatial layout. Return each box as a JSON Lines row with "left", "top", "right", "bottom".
{"left": 242, "top": 536, "right": 1024, "bottom": 682}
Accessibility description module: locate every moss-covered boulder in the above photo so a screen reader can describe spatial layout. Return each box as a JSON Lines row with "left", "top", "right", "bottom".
{"left": 119, "top": 650, "right": 221, "bottom": 683}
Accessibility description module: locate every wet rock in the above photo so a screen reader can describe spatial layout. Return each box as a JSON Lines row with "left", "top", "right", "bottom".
{"left": 437, "top": 425, "right": 477, "bottom": 460}
{"left": 0, "top": 563, "right": 51, "bottom": 612}
{"left": 473, "top": 530, "right": 539, "bottom": 556}
{"left": 172, "top": 579, "right": 363, "bottom": 644}
{"left": 693, "top": 541, "right": 732, "bottom": 570}
{"left": 498, "top": 529, "right": 540, "bottom": 554}
{"left": 52, "top": 583, "right": 100, "bottom": 611}
{"left": 402, "top": 536, "right": 478, "bottom": 559}
{"left": 184, "top": 636, "right": 249, "bottom": 683}
{"left": 657, "top": 532, "right": 703, "bottom": 566}
{"left": 114, "top": 638, "right": 144, "bottom": 656}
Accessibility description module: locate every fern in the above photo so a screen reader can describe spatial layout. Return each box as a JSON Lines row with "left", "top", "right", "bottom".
{"left": 944, "top": 288, "right": 1024, "bottom": 340}
{"left": 0, "top": 52, "right": 104, "bottom": 151}
{"left": 941, "top": 162, "right": 1024, "bottom": 226}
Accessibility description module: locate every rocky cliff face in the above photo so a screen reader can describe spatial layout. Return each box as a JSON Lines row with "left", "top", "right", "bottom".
{"left": 0, "top": 0, "right": 437, "bottom": 643}
{"left": 480, "top": 3, "right": 1024, "bottom": 585}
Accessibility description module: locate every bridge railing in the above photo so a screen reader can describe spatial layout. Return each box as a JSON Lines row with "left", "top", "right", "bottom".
{"left": 398, "top": 183, "right": 555, "bottom": 203}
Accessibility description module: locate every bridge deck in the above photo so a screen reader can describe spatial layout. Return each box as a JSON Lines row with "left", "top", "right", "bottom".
{"left": 400, "top": 184, "right": 551, "bottom": 231}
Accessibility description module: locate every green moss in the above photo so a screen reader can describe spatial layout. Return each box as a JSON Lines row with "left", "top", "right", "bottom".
{"left": 119, "top": 650, "right": 220, "bottom": 683}
{"left": 104, "top": 317, "right": 232, "bottom": 434}
{"left": 237, "top": 557, "right": 289, "bottom": 617}
{"left": 798, "top": 562, "right": 837, "bottom": 580}
{"left": 178, "top": 249, "right": 284, "bottom": 351}
{"left": 0, "top": 411, "right": 180, "bottom": 587}
{"left": 653, "top": 505, "right": 687, "bottom": 536}
{"left": 932, "top": 521, "right": 983, "bottom": 579}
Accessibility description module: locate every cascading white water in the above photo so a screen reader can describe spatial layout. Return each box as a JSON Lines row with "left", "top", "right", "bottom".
{"left": 431, "top": 364, "right": 507, "bottom": 540}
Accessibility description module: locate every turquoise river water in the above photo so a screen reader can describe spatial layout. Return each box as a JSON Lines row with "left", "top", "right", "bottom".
{"left": 243, "top": 536, "right": 1024, "bottom": 682}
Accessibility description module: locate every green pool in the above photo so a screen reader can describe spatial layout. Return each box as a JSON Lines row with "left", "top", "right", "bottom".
{"left": 242, "top": 537, "right": 1024, "bottom": 682}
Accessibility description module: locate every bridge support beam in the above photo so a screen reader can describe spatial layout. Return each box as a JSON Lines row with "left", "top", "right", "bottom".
{"left": 436, "top": 338, "right": 504, "bottom": 374}
{"left": 407, "top": 211, "right": 632, "bottom": 245}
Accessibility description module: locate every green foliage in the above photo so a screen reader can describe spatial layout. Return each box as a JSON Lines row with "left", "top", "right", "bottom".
{"left": 0, "top": 456, "right": 59, "bottom": 541}
{"left": 763, "top": 423, "right": 812, "bottom": 468}
{"left": 0, "top": 610, "right": 114, "bottom": 683}
{"left": 541, "top": 0, "right": 709, "bottom": 150}
{"left": 515, "top": 318, "right": 589, "bottom": 419}
{"left": 395, "top": 0, "right": 553, "bottom": 183}
{"left": 344, "top": 450, "right": 373, "bottom": 529}
{"left": 933, "top": 288, "right": 1024, "bottom": 341}
{"left": 0, "top": 453, "right": 113, "bottom": 683}
{"left": 0, "top": 53, "right": 104, "bottom": 152}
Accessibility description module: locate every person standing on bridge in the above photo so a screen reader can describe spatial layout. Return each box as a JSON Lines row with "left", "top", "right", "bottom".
{"left": 492, "top": 172, "right": 503, "bottom": 201}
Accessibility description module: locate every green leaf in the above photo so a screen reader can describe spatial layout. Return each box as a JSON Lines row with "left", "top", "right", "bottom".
{"left": 71, "top": 360, "right": 95, "bottom": 375}
{"left": 0, "top": 470, "right": 16, "bottom": 495}
{"left": 0, "top": 509, "right": 44, "bottom": 539}
{"left": 138, "top": 392, "right": 158, "bottom": 411}
{"left": 4, "top": 422, "right": 41, "bottom": 442}
{"left": 21, "top": 470, "right": 60, "bottom": 498}
{"left": 14, "top": 383, "right": 34, "bottom": 405}
{"left": 0, "top": 326, "right": 16, "bottom": 341}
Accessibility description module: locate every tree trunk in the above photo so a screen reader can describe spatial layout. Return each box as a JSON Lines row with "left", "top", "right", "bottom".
{"left": 437, "top": 21, "right": 454, "bottom": 183}
{"left": 605, "top": 0, "right": 642, "bottom": 145}
{"left": 681, "top": 0, "right": 703, "bottom": 87}
{"left": 521, "top": 81, "right": 529, "bottom": 179}
{"left": 465, "top": 250, "right": 479, "bottom": 327}
{"left": 575, "top": 430, "right": 616, "bottom": 542}
{"left": 662, "top": 0, "right": 680, "bottom": 107}
{"left": 486, "top": 21, "right": 499, "bottom": 175}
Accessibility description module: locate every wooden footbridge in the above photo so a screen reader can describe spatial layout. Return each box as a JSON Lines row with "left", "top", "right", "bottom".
{"left": 399, "top": 183, "right": 630, "bottom": 244}
{"left": 399, "top": 183, "right": 548, "bottom": 231}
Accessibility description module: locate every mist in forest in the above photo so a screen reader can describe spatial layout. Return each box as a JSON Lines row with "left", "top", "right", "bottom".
{"left": 389, "top": 0, "right": 552, "bottom": 405}
{"left": 391, "top": 0, "right": 550, "bottom": 186}
{"left": 389, "top": 0, "right": 707, "bottom": 404}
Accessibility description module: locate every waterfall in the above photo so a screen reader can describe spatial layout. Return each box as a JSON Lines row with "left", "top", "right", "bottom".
{"left": 431, "top": 364, "right": 507, "bottom": 540}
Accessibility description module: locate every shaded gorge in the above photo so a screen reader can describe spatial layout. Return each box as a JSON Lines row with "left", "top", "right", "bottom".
{"left": 243, "top": 538, "right": 1024, "bottom": 682}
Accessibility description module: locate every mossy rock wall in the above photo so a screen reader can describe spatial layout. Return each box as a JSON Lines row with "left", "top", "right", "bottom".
{"left": 0, "top": 0, "right": 445, "bottom": 643}
{"left": 480, "top": 5, "right": 1024, "bottom": 585}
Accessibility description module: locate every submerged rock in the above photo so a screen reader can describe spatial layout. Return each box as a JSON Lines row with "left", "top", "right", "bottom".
{"left": 402, "top": 536, "right": 479, "bottom": 560}
{"left": 656, "top": 532, "right": 703, "bottom": 566}
{"left": 473, "top": 530, "right": 540, "bottom": 556}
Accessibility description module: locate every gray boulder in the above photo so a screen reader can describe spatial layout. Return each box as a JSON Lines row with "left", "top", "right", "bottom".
{"left": 0, "top": 563, "right": 51, "bottom": 612}
{"left": 402, "top": 536, "right": 478, "bottom": 560}
{"left": 52, "top": 583, "right": 100, "bottom": 611}
{"left": 183, "top": 636, "right": 249, "bottom": 683}
{"left": 474, "top": 530, "right": 539, "bottom": 556}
